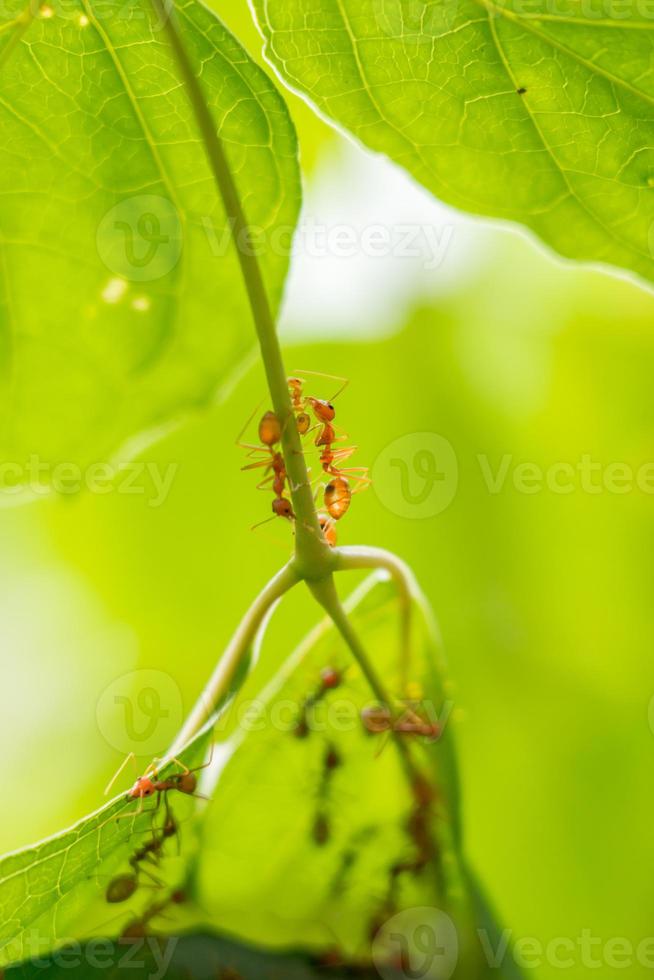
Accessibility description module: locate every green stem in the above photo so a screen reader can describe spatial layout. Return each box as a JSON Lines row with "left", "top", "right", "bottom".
{"left": 154, "top": 0, "right": 333, "bottom": 579}
{"left": 168, "top": 561, "right": 300, "bottom": 756}
{"left": 308, "top": 575, "right": 420, "bottom": 790}
{"left": 335, "top": 545, "right": 415, "bottom": 688}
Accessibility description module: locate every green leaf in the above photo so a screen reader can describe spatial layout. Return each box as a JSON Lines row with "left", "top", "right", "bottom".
{"left": 196, "top": 573, "right": 494, "bottom": 976}
{"left": 0, "top": 733, "right": 209, "bottom": 969}
{"left": 0, "top": 0, "right": 299, "bottom": 487}
{"left": 251, "top": 0, "right": 654, "bottom": 285}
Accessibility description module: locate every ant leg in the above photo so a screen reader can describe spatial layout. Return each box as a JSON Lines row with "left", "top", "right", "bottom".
{"left": 251, "top": 514, "right": 277, "bottom": 532}
{"left": 256, "top": 475, "right": 275, "bottom": 491}
{"left": 115, "top": 794, "right": 145, "bottom": 822}
{"left": 189, "top": 739, "right": 215, "bottom": 775}
{"left": 104, "top": 752, "right": 136, "bottom": 796}
{"left": 242, "top": 457, "right": 273, "bottom": 473}
{"left": 290, "top": 369, "right": 350, "bottom": 402}
{"left": 235, "top": 399, "right": 266, "bottom": 447}
{"left": 168, "top": 756, "right": 190, "bottom": 775}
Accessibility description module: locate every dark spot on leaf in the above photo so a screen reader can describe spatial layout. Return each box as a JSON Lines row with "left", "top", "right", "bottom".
{"left": 517, "top": 87, "right": 527, "bottom": 95}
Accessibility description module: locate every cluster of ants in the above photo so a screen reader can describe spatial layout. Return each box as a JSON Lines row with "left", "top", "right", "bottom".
{"left": 103, "top": 750, "right": 213, "bottom": 938}
{"left": 240, "top": 373, "right": 370, "bottom": 547}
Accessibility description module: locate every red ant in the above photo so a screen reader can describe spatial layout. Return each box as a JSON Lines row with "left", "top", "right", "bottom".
{"left": 105, "top": 746, "right": 213, "bottom": 820}
{"left": 287, "top": 371, "right": 348, "bottom": 442}
{"left": 288, "top": 373, "right": 371, "bottom": 529}
{"left": 105, "top": 812, "right": 179, "bottom": 904}
{"left": 295, "top": 666, "right": 342, "bottom": 737}
{"left": 238, "top": 409, "right": 295, "bottom": 526}
{"left": 362, "top": 705, "right": 441, "bottom": 739}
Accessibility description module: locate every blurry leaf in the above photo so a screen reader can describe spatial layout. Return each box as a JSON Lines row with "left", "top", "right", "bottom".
{"left": 0, "top": 0, "right": 300, "bottom": 486}
{"left": 196, "top": 573, "right": 493, "bottom": 976}
{"left": 0, "top": 734, "right": 209, "bottom": 969}
{"left": 251, "top": 0, "right": 654, "bottom": 285}
{"left": 6, "top": 932, "right": 383, "bottom": 979}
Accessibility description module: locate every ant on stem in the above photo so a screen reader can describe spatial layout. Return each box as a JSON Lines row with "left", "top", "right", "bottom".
{"left": 238, "top": 409, "right": 295, "bottom": 527}
{"left": 288, "top": 372, "right": 371, "bottom": 529}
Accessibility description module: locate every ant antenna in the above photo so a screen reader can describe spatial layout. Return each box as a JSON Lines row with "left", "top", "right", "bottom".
{"left": 105, "top": 752, "right": 137, "bottom": 796}
{"left": 290, "top": 369, "right": 350, "bottom": 402}
{"left": 235, "top": 397, "right": 266, "bottom": 447}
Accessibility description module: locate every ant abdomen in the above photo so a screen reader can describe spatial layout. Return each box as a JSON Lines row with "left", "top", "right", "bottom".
{"left": 258, "top": 411, "right": 281, "bottom": 447}
{"left": 175, "top": 772, "right": 197, "bottom": 795}
{"left": 325, "top": 476, "right": 351, "bottom": 521}
{"left": 106, "top": 873, "right": 138, "bottom": 904}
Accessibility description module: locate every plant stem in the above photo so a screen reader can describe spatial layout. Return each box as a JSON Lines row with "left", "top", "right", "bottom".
{"left": 308, "top": 575, "right": 420, "bottom": 790}
{"left": 168, "top": 561, "right": 300, "bottom": 756}
{"left": 154, "top": 0, "right": 333, "bottom": 579}
{"left": 335, "top": 545, "right": 415, "bottom": 687}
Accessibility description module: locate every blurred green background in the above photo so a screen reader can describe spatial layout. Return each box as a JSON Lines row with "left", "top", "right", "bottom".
{"left": 2, "top": 4, "right": 653, "bottom": 978}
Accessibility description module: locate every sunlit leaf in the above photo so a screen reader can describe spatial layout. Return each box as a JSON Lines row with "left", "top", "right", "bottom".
{"left": 0, "top": 733, "right": 209, "bottom": 968}
{"left": 0, "top": 0, "right": 299, "bottom": 487}
{"left": 251, "top": 0, "right": 654, "bottom": 285}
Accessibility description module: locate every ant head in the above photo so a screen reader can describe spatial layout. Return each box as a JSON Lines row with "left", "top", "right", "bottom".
{"left": 288, "top": 377, "right": 303, "bottom": 392}
{"left": 320, "top": 666, "right": 341, "bottom": 689}
{"left": 309, "top": 398, "right": 336, "bottom": 423}
{"left": 259, "top": 411, "right": 281, "bottom": 447}
{"left": 272, "top": 498, "right": 294, "bottom": 520}
{"left": 128, "top": 775, "right": 156, "bottom": 799}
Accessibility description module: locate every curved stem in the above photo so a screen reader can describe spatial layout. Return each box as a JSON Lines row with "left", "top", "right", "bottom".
{"left": 335, "top": 545, "right": 415, "bottom": 688}
{"left": 154, "top": 0, "right": 333, "bottom": 579}
{"left": 168, "top": 561, "right": 300, "bottom": 755}
{"left": 308, "top": 575, "right": 419, "bottom": 790}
